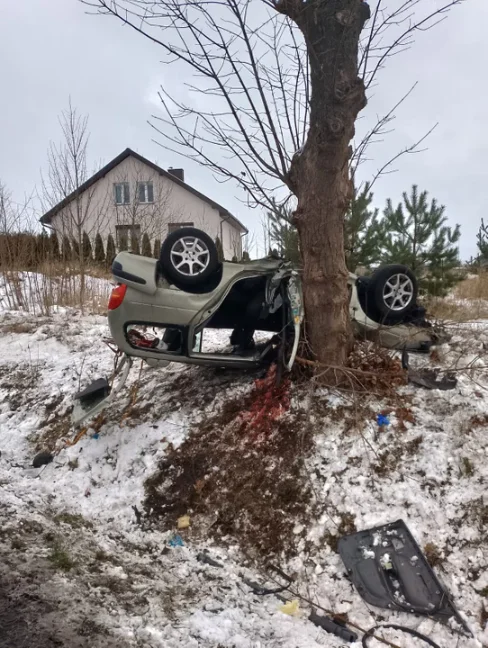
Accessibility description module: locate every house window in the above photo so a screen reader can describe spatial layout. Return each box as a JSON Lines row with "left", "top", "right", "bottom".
{"left": 116, "top": 224, "right": 141, "bottom": 250}
{"left": 168, "top": 222, "right": 194, "bottom": 233}
{"left": 137, "top": 181, "right": 154, "bottom": 203}
{"left": 114, "top": 182, "right": 130, "bottom": 205}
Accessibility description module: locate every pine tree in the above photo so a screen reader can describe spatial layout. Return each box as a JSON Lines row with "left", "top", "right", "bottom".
{"left": 345, "top": 183, "right": 383, "bottom": 272}
{"left": 142, "top": 232, "right": 152, "bottom": 257}
{"left": 94, "top": 233, "right": 105, "bottom": 264}
{"left": 153, "top": 238, "right": 161, "bottom": 259}
{"left": 380, "top": 185, "right": 461, "bottom": 296}
{"left": 62, "top": 235, "right": 72, "bottom": 262}
{"left": 265, "top": 189, "right": 384, "bottom": 270}
{"left": 476, "top": 219, "right": 488, "bottom": 265}
{"left": 49, "top": 231, "right": 60, "bottom": 261}
{"left": 215, "top": 236, "right": 224, "bottom": 262}
{"left": 82, "top": 231, "right": 92, "bottom": 262}
{"left": 106, "top": 234, "right": 116, "bottom": 266}
{"left": 266, "top": 200, "right": 300, "bottom": 263}
{"left": 131, "top": 230, "right": 140, "bottom": 255}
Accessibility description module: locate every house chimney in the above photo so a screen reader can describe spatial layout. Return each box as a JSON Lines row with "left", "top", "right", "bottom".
{"left": 168, "top": 167, "right": 185, "bottom": 182}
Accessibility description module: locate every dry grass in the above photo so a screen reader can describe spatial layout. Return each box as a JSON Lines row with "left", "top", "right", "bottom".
{"left": 427, "top": 273, "right": 488, "bottom": 321}
{"left": 456, "top": 272, "right": 488, "bottom": 300}
{"left": 426, "top": 299, "right": 488, "bottom": 322}
{"left": 0, "top": 265, "right": 111, "bottom": 316}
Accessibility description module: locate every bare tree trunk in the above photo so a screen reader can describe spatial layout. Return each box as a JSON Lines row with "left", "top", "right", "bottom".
{"left": 294, "top": 172, "right": 353, "bottom": 362}
{"left": 280, "top": 0, "right": 368, "bottom": 365}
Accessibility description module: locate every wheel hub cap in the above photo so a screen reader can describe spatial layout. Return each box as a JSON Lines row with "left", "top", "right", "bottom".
{"left": 383, "top": 273, "right": 414, "bottom": 311}
{"left": 170, "top": 236, "right": 210, "bottom": 277}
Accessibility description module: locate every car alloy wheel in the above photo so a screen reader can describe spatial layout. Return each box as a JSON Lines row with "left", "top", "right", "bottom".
{"left": 382, "top": 273, "right": 415, "bottom": 311}
{"left": 170, "top": 235, "right": 211, "bottom": 277}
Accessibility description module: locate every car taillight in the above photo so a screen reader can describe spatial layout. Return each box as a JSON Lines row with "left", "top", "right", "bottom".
{"left": 108, "top": 283, "right": 127, "bottom": 310}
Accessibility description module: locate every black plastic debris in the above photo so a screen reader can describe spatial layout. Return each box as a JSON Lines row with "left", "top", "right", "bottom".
{"left": 242, "top": 564, "right": 292, "bottom": 596}
{"left": 402, "top": 350, "right": 457, "bottom": 390}
{"left": 402, "top": 347, "right": 410, "bottom": 370}
{"left": 408, "top": 368, "right": 457, "bottom": 391}
{"left": 197, "top": 552, "right": 223, "bottom": 569}
{"left": 338, "top": 519, "right": 471, "bottom": 636}
{"left": 309, "top": 610, "right": 358, "bottom": 643}
{"left": 75, "top": 378, "right": 111, "bottom": 406}
{"left": 32, "top": 451, "right": 54, "bottom": 468}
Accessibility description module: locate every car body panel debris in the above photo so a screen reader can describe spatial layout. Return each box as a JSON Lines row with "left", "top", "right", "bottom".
{"left": 408, "top": 368, "right": 458, "bottom": 390}
{"left": 402, "top": 349, "right": 458, "bottom": 390}
{"left": 338, "top": 519, "right": 471, "bottom": 636}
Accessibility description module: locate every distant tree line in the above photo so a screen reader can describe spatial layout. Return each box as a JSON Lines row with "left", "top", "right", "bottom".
{"left": 0, "top": 229, "right": 252, "bottom": 271}
{"left": 0, "top": 229, "right": 160, "bottom": 270}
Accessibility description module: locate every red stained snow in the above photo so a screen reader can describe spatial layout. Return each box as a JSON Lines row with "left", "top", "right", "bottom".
{"left": 240, "top": 364, "right": 291, "bottom": 440}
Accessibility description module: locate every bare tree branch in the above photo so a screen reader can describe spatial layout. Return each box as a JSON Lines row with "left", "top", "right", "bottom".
{"left": 80, "top": 0, "right": 465, "bottom": 366}
{"left": 368, "top": 123, "right": 438, "bottom": 192}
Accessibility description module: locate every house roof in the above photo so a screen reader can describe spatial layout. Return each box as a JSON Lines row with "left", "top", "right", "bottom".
{"left": 40, "top": 147, "right": 248, "bottom": 234}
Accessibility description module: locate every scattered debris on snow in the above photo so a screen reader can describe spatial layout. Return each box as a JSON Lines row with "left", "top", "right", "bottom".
{"left": 0, "top": 306, "right": 487, "bottom": 646}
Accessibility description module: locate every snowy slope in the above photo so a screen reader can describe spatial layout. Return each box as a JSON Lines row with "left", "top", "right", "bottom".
{"left": 0, "top": 307, "right": 487, "bottom": 647}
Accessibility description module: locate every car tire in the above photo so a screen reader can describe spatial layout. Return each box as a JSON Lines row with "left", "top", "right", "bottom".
{"left": 159, "top": 227, "right": 220, "bottom": 288}
{"left": 369, "top": 264, "right": 418, "bottom": 323}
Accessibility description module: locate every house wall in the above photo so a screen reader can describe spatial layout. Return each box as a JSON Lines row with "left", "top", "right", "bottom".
{"left": 49, "top": 155, "right": 243, "bottom": 260}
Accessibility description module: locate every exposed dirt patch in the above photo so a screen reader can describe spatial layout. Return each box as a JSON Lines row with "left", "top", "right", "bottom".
{"left": 464, "top": 497, "right": 488, "bottom": 532}
{"left": 373, "top": 434, "right": 424, "bottom": 477}
{"left": 144, "top": 365, "right": 314, "bottom": 557}
{"left": 395, "top": 405, "right": 416, "bottom": 432}
{"left": 35, "top": 412, "right": 73, "bottom": 452}
{"left": 54, "top": 512, "right": 94, "bottom": 530}
{"left": 424, "top": 542, "right": 445, "bottom": 568}
{"left": 324, "top": 512, "right": 357, "bottom": 553}
{"left": 470, "top": 413, "right": 488, "bottom": 429}
{"left": 0, "top": 365, "right": 41, "bottom": 412}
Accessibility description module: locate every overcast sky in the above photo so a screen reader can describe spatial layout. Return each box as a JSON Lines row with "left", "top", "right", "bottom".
{"left": 1, "top": 0, "right": 485, "bottom": 259}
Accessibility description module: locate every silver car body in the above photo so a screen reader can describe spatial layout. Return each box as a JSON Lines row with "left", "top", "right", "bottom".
{"left": 109, "top": 251, "right": 433, "bottom": 362}
{"left": 108, "top": 253, "right": 303, "bottom": 369}
{"left": 72, "top": 252, "right": 433, "bottom": 425}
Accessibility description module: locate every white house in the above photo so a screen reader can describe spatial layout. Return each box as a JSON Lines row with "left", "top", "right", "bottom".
{"left": 40, "top": 148, "right": 247, "bottom": 260}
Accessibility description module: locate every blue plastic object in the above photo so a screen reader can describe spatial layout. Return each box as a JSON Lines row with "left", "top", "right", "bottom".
{"left": 376, "top": 414, "right": 390, "bottom": 427}
{"left": 169, "top": 534, "right": 184, "bottom": 547}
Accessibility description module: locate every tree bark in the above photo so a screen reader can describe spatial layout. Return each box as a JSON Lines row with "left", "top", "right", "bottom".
{"left": 275, "top": 0, "right": 368, "bottom": 366}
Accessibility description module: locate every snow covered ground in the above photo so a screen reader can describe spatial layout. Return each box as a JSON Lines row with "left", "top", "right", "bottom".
{"left": 0, "top": 305, "right": 487, "bottom": 647}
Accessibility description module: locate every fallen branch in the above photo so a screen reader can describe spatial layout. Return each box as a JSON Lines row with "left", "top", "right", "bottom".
{"left": 295, "top": 356, "right": 404, "bottom": 379}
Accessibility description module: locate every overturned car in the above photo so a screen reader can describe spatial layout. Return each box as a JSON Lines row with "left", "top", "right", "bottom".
{"left": 73, "top": 227, "right": 434, "bottom": 424}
